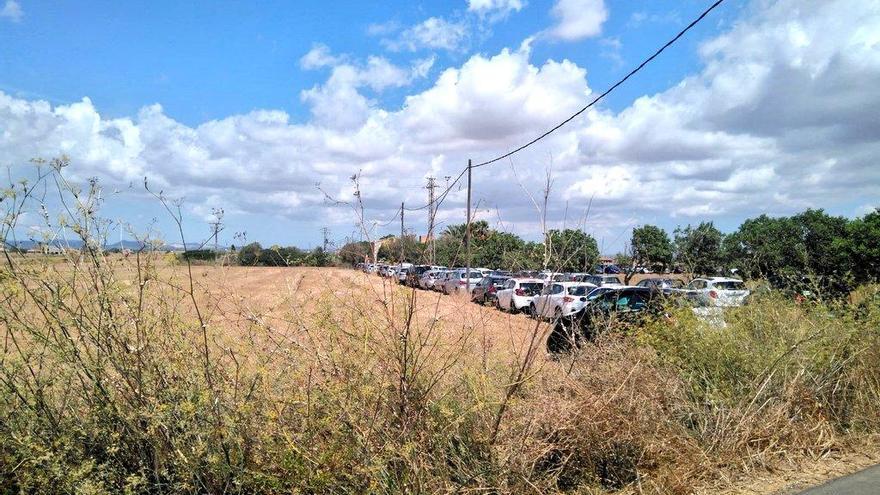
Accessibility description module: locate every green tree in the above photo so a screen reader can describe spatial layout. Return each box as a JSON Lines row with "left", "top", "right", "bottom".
{"left": 674, "top": 222, "right": 723, "bottom": 277}
{"left": 378, "top": 235, "right": 425, "bottom": 263}
{"left": 476, "top": 231, "right": 525, "bottom": 270}
{"left": 625, "top": 225, "right": 672, "bottom": 283}
{"left": 723, "top": 209, "right": 853, "bottom": 295}
{"left": 237, "top": 242, "right": 262, "bottom": 266}
{"left": 547, "top": 229, "right": 599, "bottom": 273}
{"left": 842, "top": 208, "right": 880, "bottom": 284}
{"left": 337, "top": 240, "right": 371, "bottom": 265}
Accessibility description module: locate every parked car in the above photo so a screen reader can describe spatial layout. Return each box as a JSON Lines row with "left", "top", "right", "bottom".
{"left": 408, "top": 265, "right": 443, "bottom": 287}
{"left": 547, "top": 287, "right": 670, "bottom": 352}
{"left": 635, "top": 278, "right": 686, "bottom": 290}
{"left": 434, "top": 270, "right": 455, "bottom": 292}
{"left": 594, "top": 264, "right": 621, "bottom": 274}
{"left": 495, "top": 278, "right": 545, "bottom": 313}
{"left": 686, "top": 277, "right": 750, "bottom": 307}
{"left": 419, "top": 268, "right": 446, "bottom": 290}
{"left": 578, "top": 274, "right": 623, "bottom": 287}
{"left": 471, "top": 276, "right": 510, "bottom": 305}
{"left": 397, "top": 266, "right": 410, "bottom": 284}
{"left": 584, "top": 286, "right": 615, "bottom": 302}
{"left": 419, "top": 269, "right": 441, "bottom": 290}
{"left": 443, "top": 270, "right": 484, "bottom": 295}
{"left": 530, "top": 282, "right": 597, "bottom": 319}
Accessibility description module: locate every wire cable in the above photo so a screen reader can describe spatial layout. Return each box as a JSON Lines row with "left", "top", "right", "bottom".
{"left": 374, "top": 205, "right": 402, "bottom": 227}
{"left": 472, "top": 0, "right": 724, "bottom": 168}
{"left": 402, "top": 167, "right": 467, "bottom": 212}
{"left": 393, "top": 1, "right": 724, "bottom": 213}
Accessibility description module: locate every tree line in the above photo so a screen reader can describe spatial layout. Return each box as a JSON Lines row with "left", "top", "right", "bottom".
{"left": 338, "top": 208, "right": 880, "bottom": 296}
{"left": 235, "top": 243, "right": 333, "bottom": 267}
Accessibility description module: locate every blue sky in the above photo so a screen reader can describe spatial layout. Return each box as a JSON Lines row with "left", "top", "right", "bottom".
{"left": 1, "top": 0, "right": 878, "bottom": 252}
{"left": 1, "top": 0, "right": 729, "bottom": 122}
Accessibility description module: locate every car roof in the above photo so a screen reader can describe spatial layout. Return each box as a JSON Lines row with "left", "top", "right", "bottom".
{"left": 510, "top": 278, "right": 544, "bottom": 283}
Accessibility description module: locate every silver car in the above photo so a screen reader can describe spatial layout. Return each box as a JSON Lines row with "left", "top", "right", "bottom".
{"left": 442, "top": 270, "right": 484, "bottom": 295}
{"left": 687, "top": 277, "right": 749, "bottom": 307}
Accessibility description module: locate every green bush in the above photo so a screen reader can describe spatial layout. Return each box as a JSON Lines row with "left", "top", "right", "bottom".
{"left": 639, "top": 287, "right": 880, "bottom": 457}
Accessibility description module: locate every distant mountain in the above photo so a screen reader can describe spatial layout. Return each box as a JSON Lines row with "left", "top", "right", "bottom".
{"left": 4, "top": 239, "right": 226, "bottom": 252}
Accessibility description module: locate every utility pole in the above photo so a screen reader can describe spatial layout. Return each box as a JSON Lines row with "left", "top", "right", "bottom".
{"left": 465, "top": 159, "right": 472, "bottom": 293}
{"left": 208, "top": 207, "right": 224, "bottom": 253}
{"left": 425, "top": 176, "right": 438, "bottom": 264}
{"left": 320, "top": 227, "right": 330, "bottom": 252}
{"left": 400, "top": 202, "right": 405, "bottom": 265}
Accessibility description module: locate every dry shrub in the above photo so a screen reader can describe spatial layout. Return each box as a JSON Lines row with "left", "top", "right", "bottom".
{"left": 498, "top": 336, "right": 703, "bottom": 494}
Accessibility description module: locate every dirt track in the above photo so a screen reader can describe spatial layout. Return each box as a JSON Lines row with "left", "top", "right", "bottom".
{"left": 184, "top": 265, "right": 552, "bottom": 364}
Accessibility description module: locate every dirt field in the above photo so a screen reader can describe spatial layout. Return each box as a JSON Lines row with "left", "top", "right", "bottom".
{"left": 7, "top": 259, "right": 875, "bottom": 493}
{"left": 202, "top": 266, "right": 879, "bottom": 494}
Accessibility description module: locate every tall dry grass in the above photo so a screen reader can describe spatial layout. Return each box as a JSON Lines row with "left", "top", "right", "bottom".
{"left": 2, "top": 166, "right": 879, "bottom": 493}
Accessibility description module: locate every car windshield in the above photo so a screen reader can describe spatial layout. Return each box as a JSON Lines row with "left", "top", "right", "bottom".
{"left": 715, "top": 281, "right": 745, "bottom": 290}
{"left": 587, "top": 288, "right": 610, "bottom": 300}
{"left": 568, "top": 286, "right": 591, "bottom": 296}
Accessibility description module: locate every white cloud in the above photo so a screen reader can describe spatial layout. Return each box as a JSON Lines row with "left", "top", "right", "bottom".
{"left": 299, "top": 44, "right": 343, "bottom": 69}
{"left": 382, "top": 17, "right": 468, "bottom": 52}
{"left": 2, "top": 0, "right": 879, "bottom": 248}
{"left": 1, "top": 0, "right": 23, "bottom": 22}
{"left": 468, "top": 0, "right": 525, "bottom": 20}
{"left": 548, "top": 0, "right": 607, "bottom": 41}
{"left": 400, "top": 43, "right": 590, "bottom": 144}
{"left": 298, "top": 47, "right": 435, "bottom": 129}
{"left": 366, "top": 20, "right": 400, "bottom": 36}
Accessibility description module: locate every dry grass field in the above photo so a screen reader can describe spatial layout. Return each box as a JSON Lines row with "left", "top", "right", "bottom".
{"left": 2, "top": 256, "right": 879, "bottom": 494}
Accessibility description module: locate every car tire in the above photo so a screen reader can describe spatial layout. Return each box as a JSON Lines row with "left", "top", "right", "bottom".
{"left": 510, "top": 300, "right": 517, "bottom": 314}
{"left": 529, "top": 304, "right": 537, "bottom": 319}
{"left": 554, "top": 307, "right": 563, "bottom": 321}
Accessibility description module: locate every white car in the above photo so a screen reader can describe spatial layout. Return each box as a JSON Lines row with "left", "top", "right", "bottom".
{"left": 687, "top": 277, "right": 749, "bottom": 307}
{"left": 495, "top": 278, "right": 545, "bottom": 313}
{"left": 531, "top": 282, "right": 597, "bottom": 319}
{"left": 582, "top": 274, "right": 624, "bottom": 287}
{"left": 419, "top": 269, "right": 443, "bottom": 290}
{"left": 433, "top": 270, "right": 454, "bottom": 291}
{"left": 442, "top": 270, "right": 484, "bottom": 295}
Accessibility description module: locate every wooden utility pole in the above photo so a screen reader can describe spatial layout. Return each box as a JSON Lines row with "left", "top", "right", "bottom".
{"left": 465, "top": 159, "right": 472, "bottom": 293}
{"left": 400, "top": 201, "right": 405, "bottom": 265}
{"left": 425, "top": 176, "right": 438, "bottom": 264}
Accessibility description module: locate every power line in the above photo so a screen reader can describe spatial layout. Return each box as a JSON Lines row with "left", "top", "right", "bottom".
{"left": 403, "top": 167, "right": 467, "bottom": 212}
{"left": 333, "top": 0, "right": 724, "bottom": 241}
{"left": 472, "top": 0, "right": 725, "bottom": 168}
{"left": 375, "top": 205, "right": 402, "bottom": 227}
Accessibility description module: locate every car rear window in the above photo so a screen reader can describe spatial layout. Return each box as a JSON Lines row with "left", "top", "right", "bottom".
{"left": 519, "top": 283, "right": 543, "bottom": 293}
{"left": 715, "top": 281, "right": 745, "bottom": 290}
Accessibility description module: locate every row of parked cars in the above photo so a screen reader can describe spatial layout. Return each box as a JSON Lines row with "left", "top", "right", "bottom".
{"left": 357, "top": 263, "right": 750, "bottom": 352}
{"left": 357, "top": 263, "right": 750, "bottom": 317}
